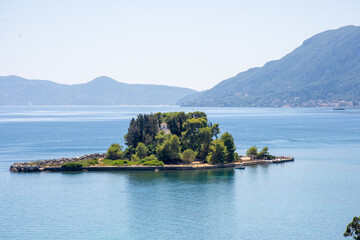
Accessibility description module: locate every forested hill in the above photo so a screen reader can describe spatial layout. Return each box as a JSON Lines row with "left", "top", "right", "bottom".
{"left": 0, "top": 75, "right": 197, "bottom": 105}
{"left": 179, "top": 25, "right": 360, "bottom": 107}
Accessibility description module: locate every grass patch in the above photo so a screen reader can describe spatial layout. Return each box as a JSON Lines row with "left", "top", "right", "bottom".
{"left": 109, "top": 160, "right": 135, "bottom": 166}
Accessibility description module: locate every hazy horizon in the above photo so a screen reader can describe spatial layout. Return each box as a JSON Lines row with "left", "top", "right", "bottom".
{"left": 1, "top": 0, "right": 360, "bottom": 91}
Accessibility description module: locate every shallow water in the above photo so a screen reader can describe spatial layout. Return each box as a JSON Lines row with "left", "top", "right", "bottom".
{"left": 0, "top": 106, "right": 359, "bottom": 239}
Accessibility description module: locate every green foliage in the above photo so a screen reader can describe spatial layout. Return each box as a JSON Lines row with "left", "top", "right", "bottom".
{"left": 257, "top": 146, "right": 269, "bottom": 159}
{"left": 109, "top": 160, "right": 135, "bottom": 166}
{"left": 246, "top": 146, "right": 258, "bottom": 157}
{"left": 157, "top": 135, "right": 181, "bottom": 163}
{"left": 124, "top": 114, "right": 159, "bottom": 147}
{"left": 182, "top": 117, "right": 208, "bottom": 151}
{"left": 155, "top": 131, "right": 171, "bottom": 145}
{"left": 142, "top": 160, "right": 164, "bottom": 166}
{"left": 162, "top": 111, "right": 188, "bottom": 136}
{"left": 220, "top": 132, "right": 236, "bottom": 162}
{"left": 344, "top": 216, "right": 360, "bottom": 240}
{"left": 106, "top": 111, "right": 241, "bottom": 166}
{"left": 211, "top": 123, "right": 220, "bottom": 139}
{"left": 234, "top": 152, "right": 241, "bottom": 161}
{"left": 101, "top": 158, "right": 114, "bottom": 165}
{"left": 107, "top": 143, "right": 125, "bottom": 160}
{"left": 80, "top": 158, "right": 99, "bottom": 166}
{"left": 206, "top": 140, "right": 228, "bottom": 164}
{"left": 124, "top": 146, "right": 135, "bottom": 159}
{"left": 197, "top": 127, "right": 213, "bottom": 161}
{"left": 136, "top": 142, "right": 149, "bottom": 159}
{"left": 131, "top": 154, "right": 140, "bottom": 162}
{"left": 188, "top": 111, "right": 207, "bottom": 121}
{"left": 61, "top": 162, "right": 83, "bottom": 169}
{"left": 140, "top": 155, "right": 164, "bottom": 166}
{"left": 181, "top": 149, "right": 197, "bottom": 164}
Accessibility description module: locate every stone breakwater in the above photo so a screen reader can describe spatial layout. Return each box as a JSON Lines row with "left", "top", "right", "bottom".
{"left": 9, "top": 153, "right": 106, "bottom": 172}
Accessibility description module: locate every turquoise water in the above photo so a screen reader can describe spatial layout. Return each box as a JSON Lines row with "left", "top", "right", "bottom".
{"left": 0, "top": 106, "right": 359, "bottom": 239}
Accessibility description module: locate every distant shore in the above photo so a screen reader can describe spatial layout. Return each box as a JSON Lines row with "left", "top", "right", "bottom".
{"left": 9, "top": 154, "right": 294, "bottom": 173}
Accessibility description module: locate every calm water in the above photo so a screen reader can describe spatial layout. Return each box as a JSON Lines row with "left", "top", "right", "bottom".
{"left": 0, "top": 106, "right": 359, "bottom": 239}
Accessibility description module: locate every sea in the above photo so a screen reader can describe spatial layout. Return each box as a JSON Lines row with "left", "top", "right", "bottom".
{"left": 0, "top": 106, "right": 359, "bottom": 240}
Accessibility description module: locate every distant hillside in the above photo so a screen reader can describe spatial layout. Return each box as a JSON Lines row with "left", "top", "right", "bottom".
{"left": 179, "top": 25, "right": 360, "bottom": 107}
{"left": 0, "top": 76, "right": 197, "bottom": 105}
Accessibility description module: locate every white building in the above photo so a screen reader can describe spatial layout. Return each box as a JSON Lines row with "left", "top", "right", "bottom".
{"left": 159, "top": 122, "right": 171, "bottom": 134}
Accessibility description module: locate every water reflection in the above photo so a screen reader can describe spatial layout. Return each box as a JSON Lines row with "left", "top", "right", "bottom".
{"left": 124, "top": 168, "right": 235, "bottom": 184}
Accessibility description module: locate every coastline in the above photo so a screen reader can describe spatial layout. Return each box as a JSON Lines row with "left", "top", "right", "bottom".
{"left": 9, "top": 154, "right": 294, "bottom": 173}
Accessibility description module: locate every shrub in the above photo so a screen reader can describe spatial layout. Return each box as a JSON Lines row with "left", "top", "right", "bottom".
{"left": 61, "top": 162, "right": 83, "bottom": 170}
{"left": 136, "top": 142, "right": 149, "bottom": 159}
{"left": 107, "top": 143, "right": 125, "bottom": 160}
{"left": 81, "top": 158, "right": 99, "bottom": 166}
{"left": 136, "top": 155, "right": 164, "bottom": 166}
{"left": 181, "top": 149, "right": 197, "bottom": 164}
{"left": 101, "top": 158, "right": 114, "bottom": 165}
{"left": 89, "top": 158, "right": 99, "bottom": 165}
{"left": 131, "top": 154, "right": 140, "bottom": 162}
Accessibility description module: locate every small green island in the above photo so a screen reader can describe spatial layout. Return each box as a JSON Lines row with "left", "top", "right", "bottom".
{"left": 10, "top": 111, "right": 293, "bottom": 172}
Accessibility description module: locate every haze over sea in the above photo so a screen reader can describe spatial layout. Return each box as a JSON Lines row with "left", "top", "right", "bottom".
{"left": 0, "top": 106, "right": 359, "bottom": 239}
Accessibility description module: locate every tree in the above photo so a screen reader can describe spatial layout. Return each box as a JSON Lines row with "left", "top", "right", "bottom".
{"left": 107, "top": 143, "right": 124, "bottom": 160}
{"left": 181, "top": 149, "right": 197, "bottom": 164}
{"left": 206, "top": 140, "right": 228, "bottom": 164}
{"left": 220, "top": 132, "right": 236, "bottom": 162}
{"left": 155, "top": 131, "right": 170, "bottom": 145}
{"left": 211, "top": 123, "right": 220, "bottom": 139}
{"left": 124, "top": 114, "right": 159, "bottom": 147}
{"left": 124, "top": 145, "right": 135, "bottom": 159}
{"left": 197, "top": 127, "right": 213, "bottom": 161}
{"left": 257, "top": 146, "right": 269, "bottom": 159}
{"left": 344, "top": 216, "right": 360, "bottom": 240}
{"left": 136, "top": 142, "right": 149, "bottom": 159}
{"left": 182, "top": 117, "right": 207, "bottom": 151}
{"left": 157, "top": 135, "right": 181, "bottom": 163}
{"left": 188, "top": 111, "right": 207, "bottom": 121}
{"left": 246, "top": 146, "right": 258, "bottom": 158}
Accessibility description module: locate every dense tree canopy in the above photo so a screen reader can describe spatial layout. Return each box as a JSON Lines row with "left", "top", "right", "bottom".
{"left": 108, "top": 111, "right": 240, "bottom": 165}
{"left": 124, "top": 114, "right": 158, "bottom": 147}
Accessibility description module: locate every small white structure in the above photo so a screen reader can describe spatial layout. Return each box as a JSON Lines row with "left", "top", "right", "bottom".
{"left": 159, "top": 122, "right": 171, "bottom": 134}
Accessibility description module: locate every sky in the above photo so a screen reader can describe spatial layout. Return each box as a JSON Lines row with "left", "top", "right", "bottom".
{"left": 1, "top": 0, "right": 360, "bottom": 91}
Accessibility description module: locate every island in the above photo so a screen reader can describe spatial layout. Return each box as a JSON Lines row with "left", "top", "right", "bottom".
{"left": 10, "top": 111, "right": 294, "bottom": 172}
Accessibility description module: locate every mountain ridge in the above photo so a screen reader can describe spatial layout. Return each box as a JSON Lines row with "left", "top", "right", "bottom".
{"left": 0, "top": 75, "right": 197, "bottom": 106}
{"left": 179, "top": 25, "right": 360, "bottom": 107}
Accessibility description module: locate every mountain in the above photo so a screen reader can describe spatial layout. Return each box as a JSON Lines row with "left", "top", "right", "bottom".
{"left": 179, "top": 25, "right": 360, "bottom": 107}
{"left": 0, "top": 76, "right": 197, "bottom": 105}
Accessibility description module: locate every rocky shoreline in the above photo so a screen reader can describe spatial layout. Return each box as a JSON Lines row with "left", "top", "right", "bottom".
{"left": 9, "top": 153, "right": 106, "bottom": 172}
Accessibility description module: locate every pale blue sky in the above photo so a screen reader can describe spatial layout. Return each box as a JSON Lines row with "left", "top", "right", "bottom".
{"left": 1, "top": 0, "right": 360, "bottom": 91}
